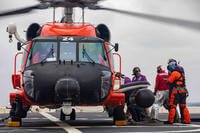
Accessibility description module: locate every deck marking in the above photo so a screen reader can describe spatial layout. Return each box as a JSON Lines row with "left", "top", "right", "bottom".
{"left": 114, "top": 123, "right": 200, "bottom": 133}
{"left": 40, "top": 112, "right": 82, "bottom": 133}
{"left": 115, "top": 128, "right": 200, "bottom": 133}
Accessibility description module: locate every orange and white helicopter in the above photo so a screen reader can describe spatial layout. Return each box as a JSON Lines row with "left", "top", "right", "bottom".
{"left": 1, "top": 0, "right": 197, "bottom": 126}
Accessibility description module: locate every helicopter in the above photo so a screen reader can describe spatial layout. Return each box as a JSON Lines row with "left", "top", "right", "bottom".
{"left": 1, "top": 0, "right": 199, "bottom": 126}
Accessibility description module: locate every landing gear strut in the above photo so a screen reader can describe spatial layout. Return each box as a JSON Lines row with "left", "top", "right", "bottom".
{"left": 60, "top": 109, "right": 66, "bottom": 121}
{"left": 70, "top": 108, "right": 76, "bottom": 120}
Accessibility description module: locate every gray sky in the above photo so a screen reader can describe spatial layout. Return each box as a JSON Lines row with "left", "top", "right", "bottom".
{"left": 0, "top": 0, "right": 200, "bottom": 106}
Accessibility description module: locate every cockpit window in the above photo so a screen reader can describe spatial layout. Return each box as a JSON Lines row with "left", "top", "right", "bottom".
{"left": 25, "top": 37, "right": 109, "bottom": 67}
{"left": 27, "top": 41, "right": 57, "bottom": 66}
{"left": 60, "top": 42, "right": 76, "bottom": 61}
{"left": 79, "top": 42, "right": 109, "bottom": 66}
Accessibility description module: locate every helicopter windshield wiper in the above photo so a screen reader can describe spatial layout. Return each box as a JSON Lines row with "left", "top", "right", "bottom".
{"left": 82, "top": 47, "right": 95, "bottom": 64}
{"left": 40, "top": 47, "right": 55, "bottom": 64}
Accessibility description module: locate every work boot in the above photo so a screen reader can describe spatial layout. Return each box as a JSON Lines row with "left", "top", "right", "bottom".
{"left": 127, "top": 118, "right": 132, "bottom": 123}
{"left": 183, "top": 122, "right": 190, "bottom": 124}
{"left": 127, "top": 119, "right": 135, "bottom": 125}
{"left": 163, "top": 121, "right": 173, "bottom": 125}
{"left": 174, "top": 118, "right": 181, "bottom": 123}
{"left": 149, "top": 118, "right": 157, "bottom": 123}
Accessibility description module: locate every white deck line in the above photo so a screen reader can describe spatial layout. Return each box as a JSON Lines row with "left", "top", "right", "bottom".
{"left": 40, "top": 112, "right": 82, "bottom": 133}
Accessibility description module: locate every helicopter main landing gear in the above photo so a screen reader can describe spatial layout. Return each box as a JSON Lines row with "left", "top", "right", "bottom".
{"left": 60, "top": 108, "right": 76, "bottom": 121}
{"left": 113, "top": 105, "right": 127, "bottom": 126}
{"left": 8, "top": 94, "right": 30, "bottom": 127}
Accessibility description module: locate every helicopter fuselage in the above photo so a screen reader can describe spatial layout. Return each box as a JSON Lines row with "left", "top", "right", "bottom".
{"left": 10, "top": 23, "right": 124, "bottom": 109}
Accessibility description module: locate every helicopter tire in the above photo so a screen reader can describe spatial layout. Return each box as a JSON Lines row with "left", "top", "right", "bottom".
{"left": 105, "top": 106, "right": 114, "bottom": 117}
{"left": 60, "top": 109, "right": 66, "bottom": 121}
{"left": 10, "top": 98, "right": 23, "bottom": 126}
{"left": 21, "top": 106, "right": 30, "bottom": 118}
{"left": 70, "top": 108, "right": 76, "bottom": 120}
{"left": 10, "top": 107, "right": 21, "bottom": 123}
{"left": 113, "top": 105, "right": 125, "bottom": 124}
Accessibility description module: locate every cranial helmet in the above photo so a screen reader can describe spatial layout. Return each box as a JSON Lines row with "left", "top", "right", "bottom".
{"left": 167, "top": 61, "right": 177, "bottom": 72}
{"left": 132, "top": 67, "right": 141, "bottom": 75}
{"left": 168, "top": 58, "right": 177, "bottom": 65}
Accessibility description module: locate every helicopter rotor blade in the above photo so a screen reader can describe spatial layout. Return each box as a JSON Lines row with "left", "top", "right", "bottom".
{"left": 89, "top": 5, "right": 200, "bottom": 31}
{"left": 0, "top": 3, "right": 50, "bottom": 17}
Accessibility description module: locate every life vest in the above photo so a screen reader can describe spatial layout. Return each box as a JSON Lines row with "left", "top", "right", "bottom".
{"left": 171, "top": 70, "right": 185, "bottom": 87}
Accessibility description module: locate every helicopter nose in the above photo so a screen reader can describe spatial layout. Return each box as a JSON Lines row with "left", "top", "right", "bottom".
{"left": 55, "top": 78, "right": 80, "bottom": 103}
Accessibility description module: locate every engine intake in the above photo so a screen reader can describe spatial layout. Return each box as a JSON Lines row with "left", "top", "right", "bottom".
{"left": 96, "top": 24, "right": 110, "bottom": 42}
{"left": 26, "top": 23, "right": 41, "bottom": 41}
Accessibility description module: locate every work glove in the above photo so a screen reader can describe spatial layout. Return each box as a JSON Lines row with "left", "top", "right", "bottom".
{"left": 185, "top": 88, "right": 189, "bottom": 97}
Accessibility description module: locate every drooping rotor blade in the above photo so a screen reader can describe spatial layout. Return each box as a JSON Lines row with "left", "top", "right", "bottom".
{"left": 37, "top": 0, "right": 101, "bottom": 7}
{"left": 89, "top": 6, "right": 200, "bottom": 31}
{"left": 0, "top": 3, "right": 50, "bottom": 17}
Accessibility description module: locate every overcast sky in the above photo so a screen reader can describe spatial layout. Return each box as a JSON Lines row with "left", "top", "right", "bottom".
{"left": 0, "top": 0, "right": 200, "bottom": 106}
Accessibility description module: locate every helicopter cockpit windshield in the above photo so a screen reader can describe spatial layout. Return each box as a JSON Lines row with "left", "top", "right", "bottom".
{"left": 26, "top": 36, "right": 109, "bottom": 67}
{"left": 27, "top": 41, "right": 57, "bottom": 66}
{"left": 79, "top": 42, "right": 108, "bottom": 66}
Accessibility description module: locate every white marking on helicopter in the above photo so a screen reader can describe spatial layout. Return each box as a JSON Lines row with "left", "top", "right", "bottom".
{"left": 62, "top": 37, "right": 74, "bottom": 41}
{"left": 40, "top": 112, "right": 82, "bottom": 133}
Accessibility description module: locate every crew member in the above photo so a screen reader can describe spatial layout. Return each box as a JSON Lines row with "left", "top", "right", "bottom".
{"left": 132, "top": 67, "right": 147, "bottom": 82}
{"left": 150, "top": 65, "right": 169, "bottom": 122}
{"left": 127, "top": 67, "right": 149, "bottom": 122}
{"left": 168, "top": 59, "right": 185, "bottom": 75}
{"left": 123, "top": 76, "right": 132, "bottom": 121}
{"left": 165, "top": 61, "right": 190, "bottom": 124}
{"left": 167, "top": 59, "right": 184, "bottom": 122}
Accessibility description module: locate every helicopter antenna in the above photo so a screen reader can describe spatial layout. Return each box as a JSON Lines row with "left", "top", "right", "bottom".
{"left": 82, "top": 8, "right": 85, "bottom": 23}
{"left": 53, "top": 7, "right": 56, "bottom": 22}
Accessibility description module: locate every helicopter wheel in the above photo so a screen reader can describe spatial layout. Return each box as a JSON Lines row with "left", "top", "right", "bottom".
{"left": 113, "top": 105, "right": 126, "bottom": 124}
{"left": 70, "top": 108, "right": 76, "bottom": 120}
{"left": 105, "top": 106, "right": 114, "bottom": 117}
{"left": 60, "top": 109, "right": 66, "bottom": 121}
{"left": 9, "top": 96, "right": 24, "bottom": 126}
{"left": 10, "top": 107, "right": 22, "bottom": 126}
